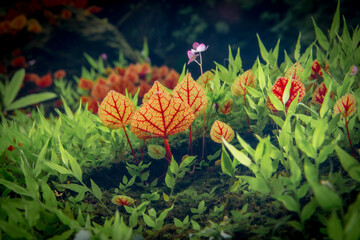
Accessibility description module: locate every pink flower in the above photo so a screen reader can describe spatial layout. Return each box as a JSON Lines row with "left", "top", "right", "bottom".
{"left": 350, "top": 65, "right": 358, "bottom": 76}
{"left": 192, "top": 42, "right": 208, "bottom": 53}
{"left": 187, "top": 50, "right": 199, "bottom": 64}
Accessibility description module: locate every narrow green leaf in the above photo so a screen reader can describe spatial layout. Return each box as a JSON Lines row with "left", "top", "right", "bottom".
{"left": 257, "top": 34, "right": 269, "bottom": 63}
{"left": 5, "top": 92, "right": 57, "bottom": 111}
{"left": 0, "top": 179, "right": 33, "bottom": 197}
{"left": 222, "top": 139, "right": 253, "bottom": 167}
{"left": 142, "top": 213, "right": 155, "bottom": 228}
{"left": 327, "top": 210, "right": 343, "bottom": 240}
{"left": 275, "top": 195, "right": 300, "bottom": 213}
{"left": 68, "top": 153, "right": 82, "bottom": 182}
{"left": 4, "top": 69, "right": 25, "bottom": 107}
{"left": 268, "top": 92, "right": 284, "bottom": 112}
{"left": 44, "top": 161, "right": 72, "bottom": 175}
{"left": 84, "top": 53, "right": 98, "bottom": 70}
{"left": 90, "top": 179, "right": 102, "bottom": 200}
{"left": 221, "top": 146, "right": 234, "bottom": 178}
{"left": 294, "top": 32, "right": 301, "bottom": 61}
{"left": 329, "top": 1, "right": 340, "bottom": 41}
{"left": 241, "top": 176, "right": 270, "bottom": 194}
{"left": 320, "top": 82, "right": 332, "bottom": 118}
{"left": 335, "top": 146, "right": 360, "bottom": 182}
{"left": 282, "top": 78, "right": 292, "bottom": 104}
{"left": 257, "top": 58, "right": 266, "bottom": 90}
{"left": 300, "top": 199, "right": 317, "bottom": 223}
{"left": 312, "top": 17, "right": 329, "bottom": 51}
{"left": 312, "top": 119, "right": 327, "bottom": 150}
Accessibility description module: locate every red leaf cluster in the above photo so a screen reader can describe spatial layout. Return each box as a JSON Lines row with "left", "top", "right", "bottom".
{"left": 267, "top": 77, "right": 305, "bottom": 111}
{"left": 284, "top": 62, "right": 304, "bottom": 81}
{"left": 309, "top": 59, "right": 329, "bottom": 80}
{"left": 311, "top": 82, "right": 334, "bottom": 105}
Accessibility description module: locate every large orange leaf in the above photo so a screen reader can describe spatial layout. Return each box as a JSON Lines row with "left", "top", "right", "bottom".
{"left": 210, "top": 120, "right": 234, "bottom": 143}
{"left": 142, "top": 81, "right": 168, "bottom": 103}
{"left": 333, "top": 93, "right": 356, "bottom": 119}
{"left": 196, "top": 70, "right": 214, "bottom": 87}
{"left": 130, "top": 92, "right": 195, "bottom": 138}
{"left": 98, "top": 90, "right": 136, "bottom": 129}
{"left": 172, "top": 73, "right": 208, "bottom": 118}
{"left": 269, "top": 77, "right": 305, "bottom": 109}
{"left": 231, "top": 70, "right": 256, "bottom": 96}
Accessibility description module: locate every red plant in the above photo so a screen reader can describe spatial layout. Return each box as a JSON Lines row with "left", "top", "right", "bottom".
{"left": 11, "top": 56, "right": 27, "bottom": 68}
{"left": 197, "top": 70, "right": 214, "bottom": 88}
{"left": 35, "top": 73, "right": 53, "bottom": 88}
{"left": 78, "top": 78, "right": 93, "bottom": 90}
{"left": 333, "top": 93, "right": 357, "bottom": 157}
{"left": 9, "top": 15, "right": 27, "bottom": 30}
{"left": 309, "top": 59, "right": 329, "bottom": 80}
{"left": 268, "top": 77, "right": 305, "bottom": 111}
{"left": 98, "top": 90, "right": 138, "bottom": 165}
{"left": 111, "top": 195, "right": 135, "bottom": 206}
{"left": 27, "top": 19, "right": 42, "bottom": 33}
{"left": 312, "top": 82, "right": 334, "bottom": 105}
{"left": 142, "top": 81, "right": 168, "bottom": 103}
{"left": 219, "top": 99, "right": 234, "bottom": 116}
{"left": 210, "top": 120, "right": 234, "bottom": 143}
{"left": 231, "top": 69, "right": 256, "bottom": 131}
{"left": 54, "top": 69, "right": 66, "bottom": 79}
{"left": 130, "top": 91, "right": 195, "bottom": 164}
{"left": 91, "top": 78, "right": 110, "bottom": 100}
{"left": 172, "top": 73, "right": 208, "bottom": 154}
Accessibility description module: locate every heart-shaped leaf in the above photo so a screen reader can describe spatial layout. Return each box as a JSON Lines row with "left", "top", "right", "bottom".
{"left": 98, "top": 90, "right": 136, "bottom": 129}
{"left": 172, "top": 73, "right": 208, "bottom": 118}
{"left": 210, "top": 120, "right": 234, "bottom": 143}
{"left": 333, "top": 93, "right": 356, "bottom": 119}
{"left": 268, "top": 77, "right": 305, "bottom": 109}
{"left": 231, "top": 70, "right": 256, "bottom": 96}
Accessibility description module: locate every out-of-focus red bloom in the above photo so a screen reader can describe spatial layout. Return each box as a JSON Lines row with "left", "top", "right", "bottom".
{"left": 8, "top": 145, "right": 15, "bottom": 151}
{"left": 87, "top": 99, "right": 98, "bottom": 113}
{"left": 115, "top": 66, "right": 126, "bottom": 76}
{"left": 27, "top": 19, "right": 43, "bottom": 33}
{"left": 28, "top": 0, "right": 42, "bottom": 12}
{"left": 10, "top": 15, "right": 27, "bottom": 30}
{"left": 0, "top": 20, "right": 11, "bottom": 35}
{"left": 91, "top": 78, "right": 110, "bottom": 100}
{"left": 53, "top": 99, "right": 63, "bottom": 108}
{"left": 162, "top": 69, "right": 179, "bottom": 89}
{"left": 78, "top": 78, "right": 94, "bottom": 90}
{"left": 61, "top": 9, "right": 72, "bottom": 19}
{"left": 125, "top": 69, "right": 139, "bottom": 84}
{"left": 72, "top": 0, "right": 88, "bottom": 8}
{"left": 12, "top": 48, "right": 21, "bottom": 57}
{"left": 267, "top": 77, "right": 305, "bottom": 111}
{"left": 25, "top": 73, "right": 40, "bottom": 82}
{"left": 54, "top": 69, "right": 66, "bottom": 79}
{"left": 158, "top": 65, "right": 169, "bottom": 78}
{"left": 0, "top": 64, "right": 6, "bottom": 74}
{"left": 4, "top": 9, "right": 18, "bottom": 21}
{"left": 11, "top": 56, "right": 27, "bottom": 68}
{"left": 138, "top": 81, "right": 152, "bottom": 98}
{"left": 35, "top": 73, "right": 53, "bottom": 88}
{"left": 312, "top": 82, "right": 335, "bottom": 105}
{"left": 86, "top": 5, "right": 102, "bottom": 14}
{"left": 79, "top": 95, "right": 91, "bottom": 104}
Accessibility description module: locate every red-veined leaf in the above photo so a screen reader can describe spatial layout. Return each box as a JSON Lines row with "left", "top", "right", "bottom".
{"left": 333, "top": 93, "right": 356, "bottom": 119}
{"left": 231, "top": 70, "right": 256, "bottom": 96}
{"left": 210, "top": 120, "right": 234, "bottom": 143}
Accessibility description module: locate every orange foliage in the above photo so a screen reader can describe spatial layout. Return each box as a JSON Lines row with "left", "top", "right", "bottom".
{"left": 98, "top": 90, "right": 136, "bottom": 129}
{"left": 231, "top": 70, "right": 256, "bottom": 96}
{"left": 197, "top": 70, "right": 214, "bottom": 87}
{"left": 0, "top": 21, "right": 11, "bottom": 35}
{"left": 78, "top": 78, "right": 94, "bottom": 90}
{"left": 86, "top": 5, "right": 102, "bottom": 14}
{"left": 10, "top": 15, "right": 27, "bottom": 30}
{"left": 172, "top": 73, "right": 208, "bottom": 118}
{"left": 79, "top": 95, "right": 91, "bottom": 104}
{"left": 131, "top": 92, "right": 195, "bottom": 139}
{"left": 54, "top": 69, "right": 66, "bottom": 79}
{"left": 138, "top": 81, "right": 152, "bottom": 98}
{"left": 87, "top": 99, "right": 98, "bottom": 113}
{"left": 309, "top": 59, "right": 329, "bottom": 80}
{"left": 210, "top": 120, "right": 234, "bottom": 143}
{"left": 333, "top": 93, "right": 357, "bottom": 119}
{"left": 142, "top": 81, "right": 168, "bottom": 103}
{"left": 35, "top": 73, "right": 53, "bottom": 87}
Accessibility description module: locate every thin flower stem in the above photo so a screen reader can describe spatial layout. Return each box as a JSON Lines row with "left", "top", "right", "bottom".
{"left": 122, "top": 126, "right": 139, "bottom": 166}
{"left": 199, "top": 58, "right": 206, "bottom": 161}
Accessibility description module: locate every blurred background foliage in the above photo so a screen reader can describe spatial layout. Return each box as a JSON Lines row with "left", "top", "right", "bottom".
{"left": 1, "top": 0, "right": 359, "bottom": 78}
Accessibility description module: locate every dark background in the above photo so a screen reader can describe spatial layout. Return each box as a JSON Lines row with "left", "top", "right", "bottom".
{"left": 1, "top": 0, "right": 360, "bottom": 79}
